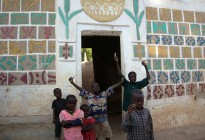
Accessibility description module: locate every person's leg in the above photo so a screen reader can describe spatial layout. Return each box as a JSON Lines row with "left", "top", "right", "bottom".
{"left": 93, "top": 124, "right": 101, "bottom": 140}
{"left": 99, "top": 121, "right": 112, "bottom": 139}
{"left": 55, "top": 119, "right": 61, "bottom": 138}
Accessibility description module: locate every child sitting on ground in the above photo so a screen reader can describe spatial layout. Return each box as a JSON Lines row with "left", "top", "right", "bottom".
{"left": 69, "top": 77, "right": 124, "bottom": 140}
{"left": 59, "top": 94, "right": 84, "bottom": 140}
{"left": 122, "top": 89, "right": 154, "bottom": 140}
{"left": 80, "top": 104, "right": 96, "bottom": 140}
{"left": 52, "top": 88, "right": 66, "bottom": 138}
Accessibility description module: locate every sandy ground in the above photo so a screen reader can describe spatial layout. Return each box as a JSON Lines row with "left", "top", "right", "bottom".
{"left": 0, "top": 113, "right": 205, "bottom": 140}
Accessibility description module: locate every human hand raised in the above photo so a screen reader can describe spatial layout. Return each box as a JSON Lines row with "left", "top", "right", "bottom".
{"left": 68, "top": 77, "right": 74, "bottom": 84}
{"left": 141, "top": 61, "right": 147, "bottom": 66}
{"left": 128, "top": 104, "right": 136, "bottom": 114}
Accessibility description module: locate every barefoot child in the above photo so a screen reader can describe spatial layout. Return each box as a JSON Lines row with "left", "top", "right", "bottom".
{"left": 52, "top": 88, "right": 66, "bottom": 138}
{"left": 69, "top": 77, "right": 124, "bottom": 140}
{"left": 122, "top": 89, "right": 154, "bottom": 140}
{"left": 80, "top": 104, "right": 96, "bottom": 140}
{"left": 59, "top": 95, "right": 84, "bottom": 140}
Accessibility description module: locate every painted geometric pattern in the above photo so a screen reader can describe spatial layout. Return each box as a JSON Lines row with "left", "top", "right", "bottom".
{"left": 195, "top": 12, "right": 205, "bottom": 23}
{"left": 39, "top": 26, "right": 55, "bottom": 39}
{"left": 48, "top": 41, "right": 56, "bottom": 53}
{"left": 0, "top": 41, "right": 8, "bottom": 54}
{"left": 162, "top": 35, "right": 172, "bottom": 45}
{"left": 168, "top": 22, "right": 178, "bottom": 34}
{"left": 164, "top": 85, "right": 174, "bottom": 98}
{"left": 59, "top": 43, "right": 73, "bottom": 59}
{"left": 148, "top": 45, "right": 156, "bottom": 58}
{"left": 157, "top": 71, "right": 168, "bottom": 84}
{"left": 158, "top": 46, "right": 168, "bottom": 58}
{"left": 183, "top": 11, "right": 194, "bottom": 22}
{"left": 146, "top": 7, "right": 158, "bottom": 20}
{"left": 0, "top": 27, "right": 18, "bottom": 39}
{"left": 147, "top": 35, "right": 160, "bottom": 44}
{"left": 18, "top": 55, "right": 37, "bottom": 71}
{"left": 193, "top": 47, "right": 202, "bottom": 58}
{"left": 31, "top": 13, "right": 47, "bottom": 25}
{"left": 0, "top": 72, "right": 7, "bottom": 85}
{"left": 152, "top": 22, "right": 167, "bottom": 34}
{"left": 133, "top": 44, "right": 145, "bottom": 58}
{"left": 163, "top": 59, "right": 173, "bottom": 70}
{"left": 159, "top": 8, "right": 171, "bottom": 21}
{"left": 21, "top": 0, "right": 40, "bottom": 11}
{"left": 0, "top": 13, "right": 9, "bottom": 25}
{"left": 28, "top": 71, "right": 47, "bottom": 85}
{"left": 9, "top": 41, "right": 27, "bottom": 55}
{"left": 185, "top": 36, "right": 196, "bottom": 46}
{"left": 176, "top": 84, "right": 185, "bottom": 96}
{"left": 11, "top": 13, "right": 29, "bottom": 24}
{"left": 187, "top": 59, "right": 197, "bottom": 70}
{"left": 149, "top": 71, "right": 156, "bottom": 84}
{"left": 191, "top": 24, "right": 201, "bottom": 35}
{"left": 170, "top": 71, "right": 180, "bottom": 84}
{"left": 147, "top": 21, "right": 151, "bottom": 33}
{"left": 179, "top": 23, "right": 189, "bottom": 35}
{"left": 170, "top": 46, "right": 180, "bottom": 58}
{"left": 2, "top": 0, "right": 20, "bottom": 11}
{"left": 8, "top": 72, "right": 27, "bottom": 85}
{"left": 172, "top": 9, "right": 182, "bottom": 22}
{"left": 174, "top": 36, "right": 184, "bottom": 45}
{"left": 20, "top": 26, "right": 36, "bottom": 39}
{"left": 202, "top": 25, "right": 205, "bottom": 36}
{"left": 198, "top": 83, "right": 205, "bottom": 94}
{"left": 147, "top": 86, "right": 152, "bottom": 100}
{"left": 38, "top": 55, "right": 55, "bottom": 70}
{"left": 153, "top": 59, "right": 162, "bottom": 70}
{"left": 192, "top": 71, "right": 204, "bottom": 82}
{"left": 175, "top": 59, "right": 185, "bottom": 70}
{"left": 186, "top": 83, "right": 197, "bottom": 95}
{"left": 0, "top": 56, "right": 17, "bottom": 71}
{"left": 41, "top": 0, "right": 55, "bottom": 12}
{"left": 182, "top": 47, "right": 191, "bottom": 58}
{"left": 198, "top": 59, "right": 205, "bottom": 69}
{"left": 29, "top": 40, "right": 46, "bottom": 53}
{"left": 153, "top": 85, "right": 163, "bottom": 99}
{"left": 49, "top": 13, "right": 56, "bottom": 25}
{"left": 197, "top": 37, "right": 205, "bottom": 46}
{"left": 181, "top": 71, "right": 190, "bottom": 83}
{"left": 47, "top": 72, "right": 56, "bottom": 85}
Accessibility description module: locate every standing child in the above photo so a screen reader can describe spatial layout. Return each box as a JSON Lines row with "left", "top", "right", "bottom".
{"left": 114, "top": 54, "right": 150, "bottom": 112}
{"left": 52, "top": 88, "right": 66, "bottom": 138}
{"left": 59, "top": 94, "right": 84, "bottom": 140}
{"left": 80, "top": 104, "right": 96, "bottom": 140}
{"left": 122, "top": 89, "right": 154, "bottom": 140}
{"left": 69, "top": 77, "right": 124, "bottom": 140}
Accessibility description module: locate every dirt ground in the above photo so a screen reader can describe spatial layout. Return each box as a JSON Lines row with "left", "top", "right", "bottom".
{"left": 0, "top": 113, "right": 205, "bottom": 140}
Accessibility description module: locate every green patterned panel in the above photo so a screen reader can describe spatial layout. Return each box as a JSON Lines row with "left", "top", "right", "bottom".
{"left": 187, "top": 59, "right": 197, "bottom": 70}
{"left": 179, "top": 23, "right": 189, "bottom": 35}
{"left": 153, "top": 22, "right": 167, "bottom": 34}
{"left": 163, "top": 59, "right": 173, "bottom": 70}
{"left": 31, "top": 13, "right": 47, "bottom": 25}
{"left": 202, "top": 25, "right": 205, "bottom": 36}
{"left": 198, "top": 59, "right": 205, "bottom": 69}
{"left": 176, "top": 59, "right": 185, "bottom": 69}
{"left": 39, "top": 55, "right": 56, "bottom": 70}
{"left": 49, "top": 13, "right": 56, "bottom": 25}
{"left": 0, "top": 56, "right": 17, "bottom": 71}
{"left": 0, "top": 13, "right": 9, "bottom": 25}
{"left": 147, "top": 21, "right": 151, "bottom": 33}
{"left": 153, "top": 59, "right": 162, "bottom": 70}
{"left": 147, "top": 59, "right": 151, "bottom": 70}
{"left": 191, "top": 24, "right": 200, "bottom": 35}
{"left": 11, "top": 13, "right": 29, "bottom": 24}
{"left": 168, "top": 22, "right": 178, "bottom": 35}
{"left": 133, "top": 44, "right": 145, "bottom": 58}
{"left": 18, "top": 55, "right": 37, "bottom": 70}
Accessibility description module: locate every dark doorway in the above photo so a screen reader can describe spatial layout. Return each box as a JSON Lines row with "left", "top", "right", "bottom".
{"left": 81, "top": 36, "right": 121, "bottom": 114}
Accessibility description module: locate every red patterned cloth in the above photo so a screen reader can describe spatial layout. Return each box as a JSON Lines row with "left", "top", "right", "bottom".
{"left": 81, "top": 117, "right": 96, "bottom": 140}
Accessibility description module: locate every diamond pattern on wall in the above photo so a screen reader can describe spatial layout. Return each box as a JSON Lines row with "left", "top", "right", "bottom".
{"left": 170, "top": 46, "right": 180, "bottom": 58}
{"left": 157, "top": 71, "right": 168, "bottom": 84}
{"left": 147, "top": 35, "right": 160, "bottom": 44}
{"left": 168, "top": 22, "right": 178, "bottom": 35}
{"left": 163, "top": 59, "right": 173, "bottom": 70}
{"left": 192, "top": 71, "right": 204, "bottom": 82}
{"left": 28, "top": 71, "right": 47, "bottom": 85}
{"left": 8, "top": 72, "right": 27, "bottom": 85}
{"left": 0, "top": 72, "right": 7, "bottom": 85}
{"left": 186, "top": 83, "right": 197, "bottom": 95}
{"left": 181, "top": 71, "right": 190, "bottom": 83}
{"left": 0, "top": 41, "right": 8, "bottom": 54}
{"left": 175, "top": 59, "right": 185, "bottom": 70}
{"left": 182, "top": 47, "right": 191, "bottom": 58}
{"left": 0, "top": 56, "right": 17, "bottom": 71}
{"left": 162, "top": 35, "right": 172, "bottom": 45}
{"left": 153, "top": 22, "right": 167, "bottom": 34}
{"left": 146, "top": 7, "right": 158, "bottom": 20}
{"left": 153, "top": 85, "right": 163, "bottom": 99}
{"left": 179, "top": 23, "right": 190, "bottom": 35}
{"left": 29, "top": 40, "right": 46, "bottom": 53}
{"left": 187, "top": 59, "right": 197, "bottom": 70}
{"left": 172, "top": 9, "right": 182, "bottom": 22}
{"left": 170, "top": 71, "right": 180, "bottom": 84}
{"left": 197, "top": 37, "right": 205, "bottom": 46}
{"left": 149, "top": 71, "right": 157, "bottom": 84}
{"left": 186, "top": 36, "right": 196, "bottom": 46}
{"left": 191, "top": 24, "right": 201, "bottom": 36}
{"left": 38, "top": 55, "right": 55, "bottom": 70}
{"left": 18, "top": 55, "right": 37, "bottom": 71}
{"left": 174, "top": 36, "right": 184, "bottom": 45}
{"left": 164, "top": 85, "right": 174, "bottom": 98}
{"left": 176, "top": 84, "right": 185, "bottom": 96}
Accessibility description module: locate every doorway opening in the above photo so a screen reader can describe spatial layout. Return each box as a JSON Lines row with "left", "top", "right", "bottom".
{"left": 81, "top": 35, "right": 121, "bottom": 114}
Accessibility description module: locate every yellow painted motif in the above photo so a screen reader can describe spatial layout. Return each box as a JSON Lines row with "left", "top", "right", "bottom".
{"left": 0, "top": 42, "right": 8, "bottom": 54}
{"left": 9, "top": 41, "right": 27, "bottom": 55}
{"left": 81, "top": 0, "right": 124, "bottom": 22}
{"left": 29, "top": 40, "right": 46, "bottom": 53}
